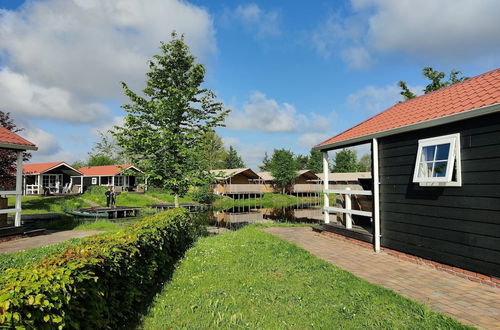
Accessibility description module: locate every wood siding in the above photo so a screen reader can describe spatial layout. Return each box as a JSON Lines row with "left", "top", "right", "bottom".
{"left": 378, "top": 112, "right": 500, "bottom": 277}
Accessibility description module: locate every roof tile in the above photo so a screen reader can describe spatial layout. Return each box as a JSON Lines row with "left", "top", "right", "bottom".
{"left": 0, "top": 127, "right": 36, "bottom": 148}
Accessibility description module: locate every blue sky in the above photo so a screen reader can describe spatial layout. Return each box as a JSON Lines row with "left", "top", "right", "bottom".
{"left": 1, "top": 0, "right": 499, "bottom": 168}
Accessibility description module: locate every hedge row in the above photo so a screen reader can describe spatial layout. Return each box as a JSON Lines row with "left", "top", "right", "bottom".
{"left": 0, "top": 208, "right": 199, "bottom": 329}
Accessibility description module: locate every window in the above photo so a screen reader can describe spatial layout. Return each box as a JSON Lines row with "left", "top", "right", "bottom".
{"left": 413, "top": 133, "right": 461, "bottom": 186}
{"left": 91, "top": 177, "right": 97, "bottom": 185}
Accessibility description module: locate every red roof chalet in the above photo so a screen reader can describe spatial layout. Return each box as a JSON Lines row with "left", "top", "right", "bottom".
{"left": 317, "top": 68, "right": 500, "bottom": 150}
{"left": 78, "top": 164, "right": 141, "bottom": 176}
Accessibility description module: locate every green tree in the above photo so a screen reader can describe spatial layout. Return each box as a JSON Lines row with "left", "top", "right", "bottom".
{"left": 307, "top": 149, "right": 323, "bottom": 173}
{"left": 225, "top": 146, "right": 245, "bottom": 169}
{"left": 87, "top": 154, "right": 116, "bottom": 166}
{"left": 357, "top": 154, "right": 371, "bottom": 172}
{"left": 0, "top": 112, "right": 31, "bottom": 190}
{"left": 270, "top": 149, "right": 298, "bottom": 193}
{"left": 295, "top": 154, "right": 309, "bottom": 170}
{"left": 202, "top": 130, "right": 228, "bottom": 170}
{"left": 90, "top": 131, "right": 126, "bottom": 164}
{"left": 71, "top": 160, "right": 87, "bottom": 169}
{"left": 398, "top": 67, "right": 468, "bottom": 100}
{"left": 332, "top": 149, "right": 358, "bottom": 173}
{"left": 259, "top": 152, "right": 272, "bottom": 171}
{"left": 113, "top": 33, "right": 229, "bottom": 207}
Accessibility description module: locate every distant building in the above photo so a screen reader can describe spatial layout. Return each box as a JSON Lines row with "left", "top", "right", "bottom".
{"left": 72, "top": 164, "right": 143, "bottom": 193}
{"left": 23, "top": 162, "right": 82, "bottom": 195}
{"left": 258, "top": 170, "right": 320, "bottom": 194}
{"left": 210, "top": 168, "right": 263, "bottom": 196}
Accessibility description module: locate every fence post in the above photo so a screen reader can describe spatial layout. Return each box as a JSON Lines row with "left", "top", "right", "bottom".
{"left": 345, "top": 187, "right": 352, "bottom": 229}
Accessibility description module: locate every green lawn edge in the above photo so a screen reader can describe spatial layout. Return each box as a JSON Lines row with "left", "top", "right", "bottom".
{"left": 141, "top": 225, "right": 470, "bottom": 329}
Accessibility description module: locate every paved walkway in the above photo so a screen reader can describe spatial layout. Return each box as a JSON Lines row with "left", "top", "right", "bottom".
{"left": 263, "top": 227, "right": 500, "bottom": 329}
{"left": 0, "top": 230, "right": 102, "bottom": 254}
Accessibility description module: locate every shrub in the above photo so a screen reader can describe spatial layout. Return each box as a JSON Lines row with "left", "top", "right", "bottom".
{"left": 0, "top": 208, "right": 199, "bottom": 329}
{"left": 191, "top": 184, "right": 215, "bottom": 204}
{"left": 83, "top": 185, "right": 107, "bottom": 195}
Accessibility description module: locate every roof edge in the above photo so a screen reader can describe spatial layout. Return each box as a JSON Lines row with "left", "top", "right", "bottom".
{"left": 315, "top": 102, "right": 500, "bottom": 151}
{"left": 0, "top": 142, "right": 38, "bottom": 151}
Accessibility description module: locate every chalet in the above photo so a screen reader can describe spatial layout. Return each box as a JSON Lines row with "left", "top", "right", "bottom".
{"left": 23, "top": 162, "right": 82, "bottom": 195}
{"left": 316, "top": 172, "right": 371, "bottom": 190}
{"left": 258, "top": 170, "right": 321, "bottom": 194}
{"left": 315, "top": 68, "right": 500, "bottom": 279}
{"left": 210, "top": 168, "right": 263, "bottom": 196}
{"left": 73, "top": 164, "right": 143, "bottom": 193}
{"left": 0, "top": 127, "right": 37, "bottom": 228}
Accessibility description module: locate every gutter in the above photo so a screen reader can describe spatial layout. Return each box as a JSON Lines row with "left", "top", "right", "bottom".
{"left": 0, "top": 142, "right": 38, "bottom": 151}
{"left": 315, "top": 102, "right": 500, "bottom": 151}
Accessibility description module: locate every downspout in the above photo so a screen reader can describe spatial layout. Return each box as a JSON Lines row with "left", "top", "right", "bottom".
{"left": 372, "top": 138, "right": 381, "bottom": 253}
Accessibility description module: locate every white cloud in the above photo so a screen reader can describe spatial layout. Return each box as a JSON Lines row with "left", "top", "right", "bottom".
{"left": 0, "top": 68, "right": 109, "bottom": 123}
{"left": 19, "top": 126, "right": 60, "bottom": 156}
{"left": 0, "top": 0, "right": 216, "bottom": 122}
{"left": 311, "top": 0, "right": 500, "bottom": 67}
{"left": 221, "top": 136, "right": 240, "bottom": 149}
{"left": 364, "top": 0, "right": 500, "bottom": 61}
{"left": 297, "top": 133, "right": 330, "bottom": 149}
{"left": 226, "top": 91, "right": 330, "bottom": 133}
{"left": 91, "top": 116, "right": 125, "bottom": 136}
{"left": 346, "top": 84, "right": 423, "bottom": 114}
{"left": 230, "top": 3, "right": 280, "bottom": 38}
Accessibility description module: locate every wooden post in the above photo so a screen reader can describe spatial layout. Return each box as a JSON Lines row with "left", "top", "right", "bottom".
{"left": 345, "top": 187, "right": 352, "bottom": 229}
{"left": 14, "top": 151, "right": 23, "bottom": 227}
{"left": 322, "top": 151, "right": 330, "bottom": 224}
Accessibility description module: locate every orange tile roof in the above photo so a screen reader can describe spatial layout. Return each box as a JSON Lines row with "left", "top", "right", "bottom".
{"left": 23, "top": 162, "right": 81, "bottom": 175}
{"left": 318, "top": 68, "right": 500, "bottom": 148}
{"left": 0, "top": 126, "right": 36, "bottom": 149}
{"left": 78, "top": 164, "right": 133, "bottom": 176}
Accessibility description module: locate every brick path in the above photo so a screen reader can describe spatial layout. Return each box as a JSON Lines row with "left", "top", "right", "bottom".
{"left": 263, "top": 227, "right": 500, "bottom": 329}
{"left": 0, "top": 230, "right": 102, "bottom": 254}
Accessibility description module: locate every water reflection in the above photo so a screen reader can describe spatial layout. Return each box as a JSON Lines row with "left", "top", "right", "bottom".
{"left": 204, "top": 203, "right": 323, "bottom": 231}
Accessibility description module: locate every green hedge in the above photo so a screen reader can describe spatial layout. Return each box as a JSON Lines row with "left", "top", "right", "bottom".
{"left": 0, "top": 208, "right": 198, "bottom": 329}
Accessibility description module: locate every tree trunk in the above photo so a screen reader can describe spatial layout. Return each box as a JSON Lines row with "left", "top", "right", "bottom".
{"left": 174, "top": 194, "right": 179, "bottom": 208}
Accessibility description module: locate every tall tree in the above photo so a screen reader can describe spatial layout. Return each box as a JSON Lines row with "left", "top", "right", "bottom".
{"left": 270, "top": 149, "right": 298, "bottom": 193}
{"left": 224, "top": 146, "right": 245, "bottom": 169}
{"left": 295, "top": 154, "right": 309, "bottom": 170}
{"left": 357, "top": 154, "right": 371, "bottom": 172}
{"left": 307, "top": 149, "right": 323, "bottom": 173}
{"left": 332, "top": 149, "right": 358, "bottom": 173}
{"left": 0, "top": 112, "right": 31, "bottom": 191}
{"left": 398, "top": 67, "right": 468, "bottom": 100}
{"left": 202, "top": 130, "right": 228, "bottom": 170}
{"left": 90, "top": 131, "right": 126, "bottom": 164}
{"left": 87, "top": 154, "right": 116, "bottom": 167}
{"left": 113, "top": 33, "right": 229, "bottom": 207}
{"left": 259, "top": 152, "right": 272, "bottom": 171}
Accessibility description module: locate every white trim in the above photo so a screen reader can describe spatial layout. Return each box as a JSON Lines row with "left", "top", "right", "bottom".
{"left": 15, "top": 151, "right": 23, "bottom": 226}
{"left": 413, "top": 133, "right": 461, "bottom": 186}
{"left": 372, "top": 138, "right": 381, "bottom": 253}
{"left": 322, "top": 151, "right": 330, "bottom": 224}
{"left": 92, "top": 177, "right": 97, "bottom": 185}
{"left": 316, "top": 102, "right": 500, "bottom": 151}
{"left": 324, "top": 207, "right": 373, "bottom": 218}
{"left": 0, "top": 142, "right": 37, "bottom": 151}
{"left": 325, "top": 189, "right": 372, "bottom": 196}
{"left": 0, "top": 190, "right": 19, "bottom": 195}
{"left": 0, "top": 208, "right": 21, "bottom": 215}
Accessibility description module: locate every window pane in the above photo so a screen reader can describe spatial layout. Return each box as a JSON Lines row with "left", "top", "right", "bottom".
{"left": 419, "top": 162, "right": 433, "bottom": 177}
{"left": 435, "top": 143, "right": 450, "bottom": 161}
{"left": 422, "top": 146, "right": 435, "bottom": 162}
{"left": 433, "top": 161, "right": 448, "bottom": 177}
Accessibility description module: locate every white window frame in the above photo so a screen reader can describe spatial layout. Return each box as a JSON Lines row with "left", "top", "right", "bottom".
{"left": 91, "top": 177, "right": 97, "bottom": 185}
{"left": 413, "top": 133, "right": 462, "bottom": 187}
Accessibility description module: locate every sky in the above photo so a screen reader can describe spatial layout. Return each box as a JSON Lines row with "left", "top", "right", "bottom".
{"left": 0, "top": 0, "right": 499, "bottom": 169}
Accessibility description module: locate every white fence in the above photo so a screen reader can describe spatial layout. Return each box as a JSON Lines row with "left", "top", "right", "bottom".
{"left": 323, "top": 187, "right": 373, "bottom": 229}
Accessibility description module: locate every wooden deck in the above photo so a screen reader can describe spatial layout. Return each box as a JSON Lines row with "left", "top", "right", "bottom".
{"left": 79, "top": 206, "right": 141, "bottom": 219}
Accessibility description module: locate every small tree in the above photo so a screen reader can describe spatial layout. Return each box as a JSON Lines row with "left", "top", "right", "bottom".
{"left": 270, "top": 149, "right": 298, "bottom": 193}
{"left": 357, "top": 154, "right": 371, "bottom": 172}
{"left": 114, "top": 33, "right": 229, "bottom": 207}
{"left": 307, "top": 149, "right": 323, "bottom": 173}
{"left": 202, "top": 130, "right": 228, "bottom": 170}
{"left": 224, "top": 146, "right": 245, "bottom": 169}
{"left": 259, "top": 152, "right": 272, "bottom": 171}
{"left": 332, "top": 149, "right": 358, "bottom": 173}
{"left": 295, "top": 154, "right": 309, "bottom": 170}
{"left": 87, "top": 154, "right": 116, "bottom": 167}
{"left": 0, "top": 112, "right": 31, "bottom": 191}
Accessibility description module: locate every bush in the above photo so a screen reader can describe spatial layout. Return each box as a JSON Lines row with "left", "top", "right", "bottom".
{"left": 83, "top": 185, "right": 107, "bottom": 195}
{"left": 0, "top": 208, "right": 199, "bottom": 329}
{"left": 191, "top": 184, "right": 215, "bottom": 204}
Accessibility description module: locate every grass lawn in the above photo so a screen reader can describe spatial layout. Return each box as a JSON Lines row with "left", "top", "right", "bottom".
{"left": 141, "top": 226, "right": 468, "bottom": 329}
{"left": 146, "top": 191, "right": 195, "bottom": 204}
{"left": 7, "top": 196, "right": 89, "bottom": 214}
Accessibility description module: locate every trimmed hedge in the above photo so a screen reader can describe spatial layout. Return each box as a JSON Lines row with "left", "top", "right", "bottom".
{"left": 0, "top": 208, "right": 199, "bottom": 329}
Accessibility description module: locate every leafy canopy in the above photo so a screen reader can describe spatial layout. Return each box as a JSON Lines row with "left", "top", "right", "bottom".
{"left": 332, "top": 149, "right": 358, "bottom": 173}
{"left": 201, "top": 130, "right": 228, "bottom": 170}
{"left": 398, "top": 67, "right": 468, "bottom": 100}
{"left": 113, "top": 33, "right": 229, "bottom": 201}
{"left": 259, "top": 152, "right": 272, "bottom": 172}
{"left": 269, "top": 149, "right": 298, "bottom": 192}
{"left": 225, "top": 146, "right": 245, "bottom": 169}
{"left": 307, "top": 149, "right": 323, "bottom": 173}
